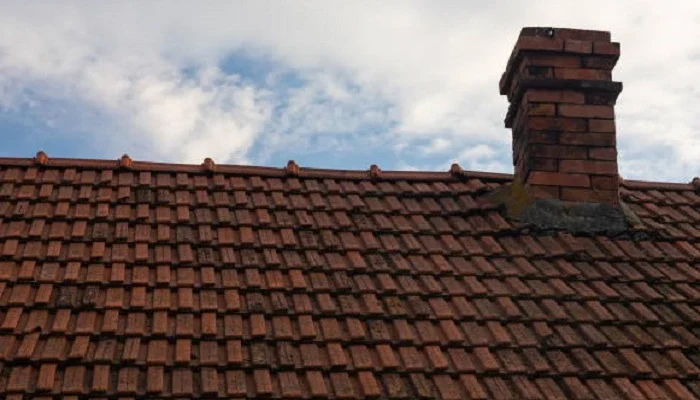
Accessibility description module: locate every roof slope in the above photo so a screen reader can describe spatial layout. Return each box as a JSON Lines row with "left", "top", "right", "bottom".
{"left": 0, "top": 158, "right": 699, "bottom": 399}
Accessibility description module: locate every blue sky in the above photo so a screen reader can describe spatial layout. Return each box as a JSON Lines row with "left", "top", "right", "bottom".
{"left": 0, "top": 1, "right": 698, "bottom": 182}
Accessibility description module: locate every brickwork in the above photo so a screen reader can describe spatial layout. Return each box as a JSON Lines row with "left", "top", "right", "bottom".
{"left": 501, "top": 27, "right": 623, "bottom": 205}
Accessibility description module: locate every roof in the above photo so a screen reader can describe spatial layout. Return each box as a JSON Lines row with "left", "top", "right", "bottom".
{"left": 0, "top": 155, "right": 699, "bottom": 399}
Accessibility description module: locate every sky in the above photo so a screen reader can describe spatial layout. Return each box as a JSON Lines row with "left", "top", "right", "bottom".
{"left": 0, "top": 1, "right": 698, "bottom": 182}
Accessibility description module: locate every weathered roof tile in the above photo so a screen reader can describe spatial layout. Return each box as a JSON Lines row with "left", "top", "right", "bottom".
{"left": 0, "top": 159, "right": 695, "bottom": 398}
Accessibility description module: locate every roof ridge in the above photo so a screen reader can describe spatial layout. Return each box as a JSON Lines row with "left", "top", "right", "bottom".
{"left": 0, "top": 155, "right": 695, "bottom": 188}
{"left": 0, "top": 155, "right": 513, "bottom": 182}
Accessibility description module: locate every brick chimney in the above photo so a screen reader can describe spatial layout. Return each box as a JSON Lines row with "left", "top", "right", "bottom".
{"left": 500, "top": 27, "right": 622, "bottom": 205}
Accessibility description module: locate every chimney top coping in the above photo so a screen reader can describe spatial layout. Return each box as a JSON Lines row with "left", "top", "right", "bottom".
{"left": 500, "top": 27, "right": 619, "bottom": 96}
{"left": 519, "top": 27, "right": 611, "bottom": 42}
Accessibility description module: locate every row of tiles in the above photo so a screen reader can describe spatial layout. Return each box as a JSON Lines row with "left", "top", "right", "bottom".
{"left": 0, "top": 191, "right": 502, "bottom": 218}
{"left": 622, "top": 187, "right": 700, "bottom": 206}
{"left": 0, "top": 169, "right": 495, "bottom": 195}
{"left": 0, "top": 166, "right": 698, "bottom": 205}
{"left": 0, "top": 210, "right": 696, "bottom": 254}
{"left": 626, "top": 201, "right": 700, "bottom": 223}
{"left": 0, "top": 365, "right": 698, "bottom": 399}
{"left": 0, "top": 207, "right": 564, "bottom": 236}
{"left": 0, "top": 252, "right": 692, "bottom": 281}
{"left": 0, "top": 309, "right": 698, "bottom": 347}
{"left": 0, "top": 222, "right": 694, "bottom": 249}
{"left": 0, "top": 209, "right": 534, "bottom": 235}
{"left": 0, "top": 181, "right": 698, "bottom": 223}
{"left": 0, "top": 211, "right": 519, "bottom": 241}
{"left": 0, "top": 242, "right": 700, "bottom": 282}
{"left": 0, "top": 191, "right": 700, "bottom": 230}
{"left": 1, "top": 241, "right": 698, "bottom": 272}
{"left": 0, "top": 214, "right": 695, "bottom": 247}
{"left": 0, "top": 187, "right": 700, "bottom": 230}
{"left": 0, "top": 282, "right": 698, "bottom": 321}
{"left": 0, "top": 215, "right": 698, "bottom": 255}
{"left": 0, "top": 260, "right": 700, "bottom": 300}
{"left": 0, "top": 268, "right": 700, "bottom": 306}
{"left": 0, "top": 266, "right": 696, "bottom": 298}
{"left": 0, "top": 333, "right": 698, "bottom": 375}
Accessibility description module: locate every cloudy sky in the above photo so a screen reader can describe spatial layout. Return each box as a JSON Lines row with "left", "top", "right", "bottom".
{"left": 0, "top": 1, "right": 698, "bottom": 182}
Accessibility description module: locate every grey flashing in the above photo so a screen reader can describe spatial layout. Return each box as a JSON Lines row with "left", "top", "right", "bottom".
{"left": 519, "top": 198, "right": 629, "bottom": 234}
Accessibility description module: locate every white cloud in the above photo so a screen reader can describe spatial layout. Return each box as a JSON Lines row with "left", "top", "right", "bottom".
{"left": 421, "top": 138, "right": 453, "bottom": 155}
{"left": 0, "top": 8, "right": 272, "bottom": 164}
{"left": 456, "top": 144, "right": 510, "bottom": 173}
{"left": 0, "top": 1, "right": 698, "bottom": 180}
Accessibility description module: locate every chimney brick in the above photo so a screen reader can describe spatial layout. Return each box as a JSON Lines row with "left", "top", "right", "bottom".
{"left": 501, "top": 27, "right": 623, "bottom": 205}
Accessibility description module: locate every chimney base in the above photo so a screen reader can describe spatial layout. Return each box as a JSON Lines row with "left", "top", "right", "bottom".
{"left": 485, "top": 179, "right": 634, "bottom": 234}
{"left": 519, "top": 198, "right": 627, "bottom": 234}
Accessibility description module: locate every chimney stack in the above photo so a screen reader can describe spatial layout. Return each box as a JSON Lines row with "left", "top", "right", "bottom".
{"left": 500, "top": 27, "right": 622, "bottom": 205}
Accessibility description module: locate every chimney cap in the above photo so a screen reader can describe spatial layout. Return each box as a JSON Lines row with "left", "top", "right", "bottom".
{"left": 500, "top": 27, "right": 621, "bottom": 101}
{"left": 519, "top": 27, "right": 611, "bottom": 42}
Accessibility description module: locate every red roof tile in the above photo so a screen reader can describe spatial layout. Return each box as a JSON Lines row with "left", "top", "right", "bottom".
{"left": 0, "top": 157, "right": 697, "bottom": 398}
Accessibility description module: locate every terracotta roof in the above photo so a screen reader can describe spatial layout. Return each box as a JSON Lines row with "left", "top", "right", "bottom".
{"left": 0, "top": 156, "right": 699, "bottom": 399}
